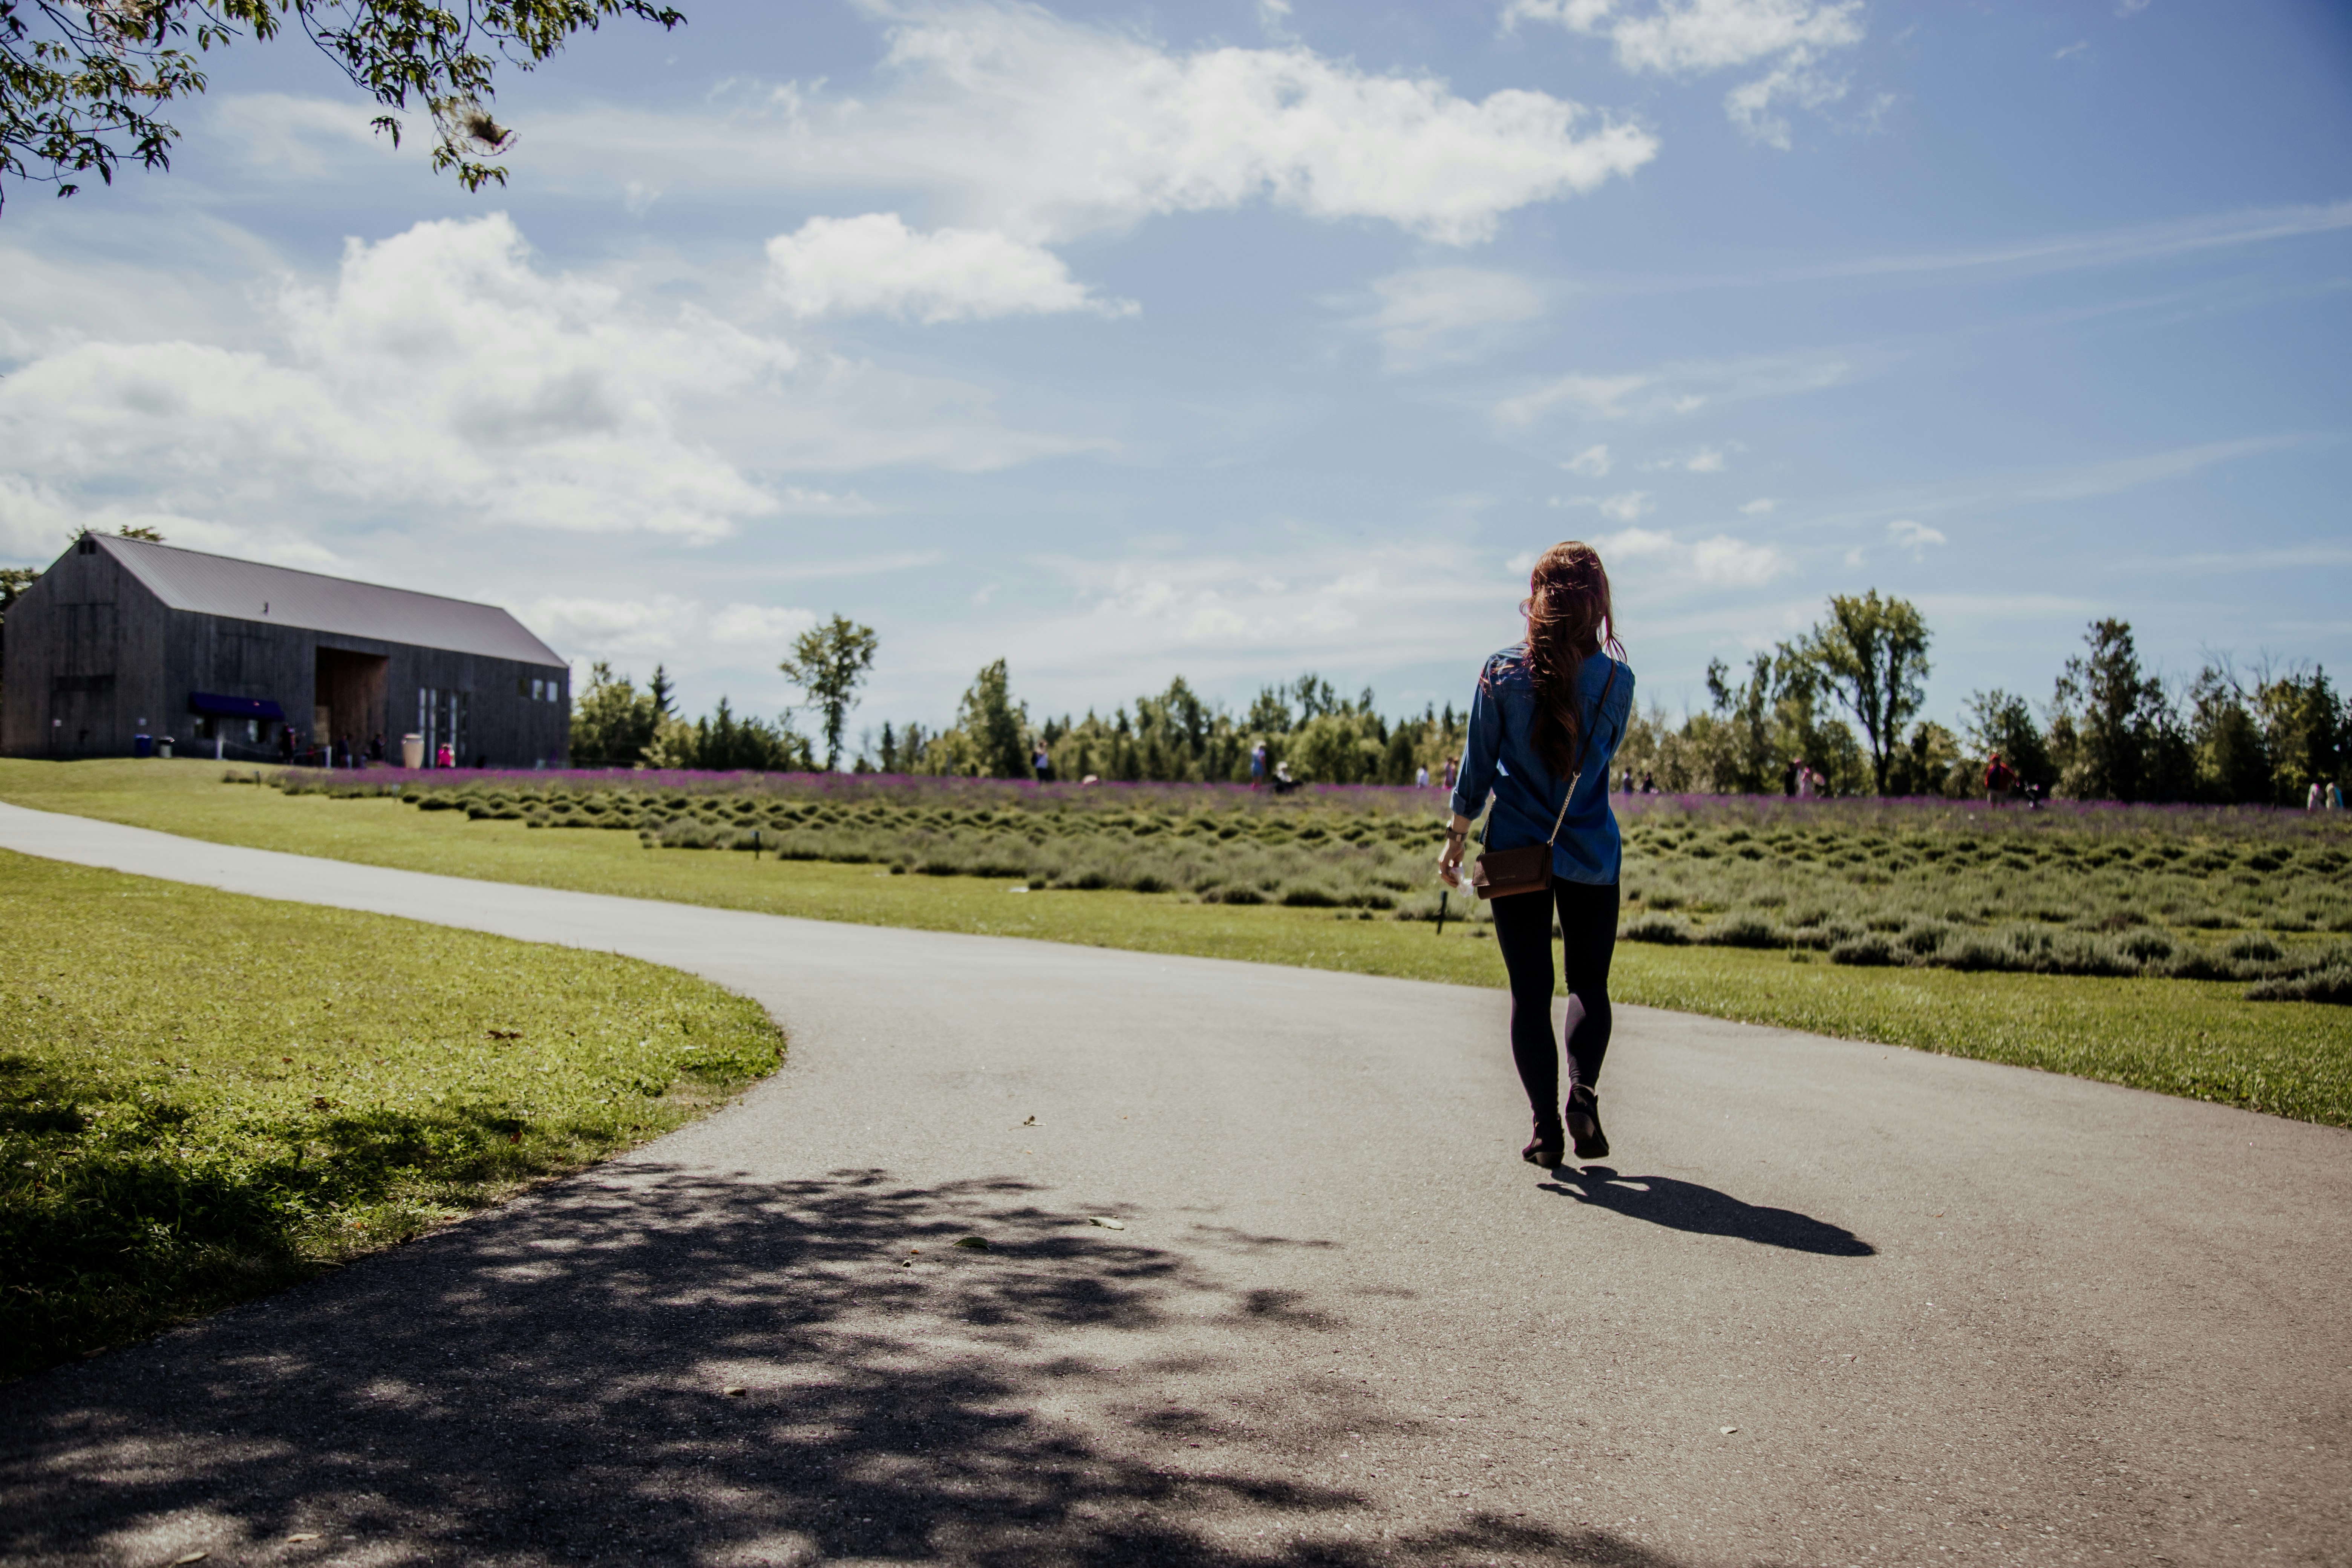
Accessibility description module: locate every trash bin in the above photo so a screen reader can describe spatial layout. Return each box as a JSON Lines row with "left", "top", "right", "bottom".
{"left": 401, "top": 733, "right": 426, "bottom": 770}
{"left": 157, "top": 737, "right": 175, "bottom": 759}
{"left": 133, "top": 734, "right": 153, "bottom": 758}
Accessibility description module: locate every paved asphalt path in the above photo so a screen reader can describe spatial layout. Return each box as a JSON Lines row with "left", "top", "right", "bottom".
{"left": 1, "top": 802, "right": 2347, "bottom": 1568}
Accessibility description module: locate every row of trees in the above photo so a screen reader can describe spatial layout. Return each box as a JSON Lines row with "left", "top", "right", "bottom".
{"left": 568, "top": 594, "right": 2344, "bottom": 806}
{"left": 1620, "top": 608, "right": 2345, "bottom": 807}
{"left": 872, "top": 664, "right": 1467, "bottom": 787}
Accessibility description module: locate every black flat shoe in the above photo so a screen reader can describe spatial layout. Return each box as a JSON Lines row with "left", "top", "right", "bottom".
{"left": 1522, "top": 1119, "right": 1565, "bottom": 1167}
{"left": 1565, "top": 1086, "right": 1609, "bottom": 1161}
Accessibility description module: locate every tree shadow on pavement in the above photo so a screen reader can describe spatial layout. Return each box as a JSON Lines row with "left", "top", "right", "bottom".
{"left": 2, "top": 1164, "right": 1690, "bottom": 1567}
{"left": 1539, "top": 1167, "right": 1876, "bottom": 1256}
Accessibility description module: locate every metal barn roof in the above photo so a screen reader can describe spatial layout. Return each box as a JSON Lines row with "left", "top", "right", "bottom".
{"left": 96, "top": 536, "right": 565, "bottom": 667}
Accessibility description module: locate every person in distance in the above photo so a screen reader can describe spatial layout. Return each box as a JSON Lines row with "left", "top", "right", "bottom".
{"left": 1438, "top": 541, "right": 1636, "bottom": 1167}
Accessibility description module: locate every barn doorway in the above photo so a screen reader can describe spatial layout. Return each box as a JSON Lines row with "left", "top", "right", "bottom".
{"left": 313, "top": 648, "right": 388, "bottom": 762}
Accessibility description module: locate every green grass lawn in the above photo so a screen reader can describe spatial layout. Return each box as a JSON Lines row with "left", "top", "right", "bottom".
{"left": 0, "top": 843, "right": 783, "bottom": 1381}
{"left": 5, "top": 759, "right": 2347, "bottom": 1128}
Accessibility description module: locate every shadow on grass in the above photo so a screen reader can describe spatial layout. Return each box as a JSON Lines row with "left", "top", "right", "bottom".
{"left": 1539, "top": 1166, "right": 1876, "bottom": 1256}
{"left": 0, "top": 1049, "right": 682, "bottom": 1381}
{"left": 0, "top": 1165, "right": 1687, "bottom": 1567}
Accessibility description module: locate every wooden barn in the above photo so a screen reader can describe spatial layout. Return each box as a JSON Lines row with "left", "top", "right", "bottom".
{"left": 0, "top": 534, "right": 571, "bottom": 767}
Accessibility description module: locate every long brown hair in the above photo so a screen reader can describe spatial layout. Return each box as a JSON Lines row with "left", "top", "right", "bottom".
{"left": 1521, "top": 541, "right": 1623, "bottom": 779}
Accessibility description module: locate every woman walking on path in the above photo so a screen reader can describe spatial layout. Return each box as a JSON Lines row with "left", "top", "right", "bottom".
{"left": 1438, "top": 542, "right": 1635, "bottom": 1168}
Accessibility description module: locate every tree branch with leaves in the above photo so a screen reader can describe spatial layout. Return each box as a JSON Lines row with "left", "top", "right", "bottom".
{"left": 0, "top": 0, "right": 683, "bottom": 210}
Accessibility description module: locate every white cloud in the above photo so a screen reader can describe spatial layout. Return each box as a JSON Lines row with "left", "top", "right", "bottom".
{"left": 525, "top": 594, "right": 816, "bottom": 667}
{"left": 1565, "top": 443, "right": 1614, "bottom": 476}
{"left": 843, "top": 0, "right": 1657, "bottom": 243}
{"left": 1587, "top": 524, "right": 1784, "bottom": 586}
{"left": 766, "top": 212, "right": 1136, "bottom": 323}
{"left": 1341, "top": 266, "right": 1554, "bottom": 373}
{"left": 1690, "top": 532, "right": 1785, "bottom": 584}
{"left": 0, "top": 216, "right": 786, "bottom": 542}
{"left": 709, "top": 603, "right": 822, "bottom": 647}
{"left": 1599, "top": 525, "right": 1679, "bottom": 559}
{"left": 1506, "top": 0, "right": 1865, "bottom": 148}
{"left": 2115, "top": 0, "right": 2150, "bottom": 15}
{"left": 0, "top": 214, "right": 1104, "bottom": 565}
{"left": 1888, "top": 517, "right": 1946, "bottom": 554}
{"left": 471, "top": 2, "right": 1657, "bottom": 248}
{"left": 2053, "top": 40, "right": 2089, "bottom": 61}
{"left": 1738, "top": 496, "right": 1776, "bottom": 514}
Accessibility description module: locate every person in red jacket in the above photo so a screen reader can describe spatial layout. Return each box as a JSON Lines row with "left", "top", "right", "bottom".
{"left": 1984, "top": 751, "right": 2017, "bottom": 803}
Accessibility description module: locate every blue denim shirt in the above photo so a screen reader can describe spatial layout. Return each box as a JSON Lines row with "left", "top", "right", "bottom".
{"left": 1450, "top": 646, "right": 1635, "bottom": 887}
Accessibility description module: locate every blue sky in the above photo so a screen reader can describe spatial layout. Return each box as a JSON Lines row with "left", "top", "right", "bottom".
{"left": 3, "top": 0, "right": 2347, "bottom": 747}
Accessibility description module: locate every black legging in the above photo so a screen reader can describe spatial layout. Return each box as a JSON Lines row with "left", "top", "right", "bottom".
{"left": 1490, "top": 879, "right": 1619, "bottom": 1120}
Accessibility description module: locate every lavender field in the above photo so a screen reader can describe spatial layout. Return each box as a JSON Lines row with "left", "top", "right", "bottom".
{"left": 278, "top": 769, "right": 2352, "bottom": 998}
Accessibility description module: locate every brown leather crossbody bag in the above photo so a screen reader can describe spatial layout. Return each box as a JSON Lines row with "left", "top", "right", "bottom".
{"left": 1468, "top": 662, "right": 1617, "bottom": 902}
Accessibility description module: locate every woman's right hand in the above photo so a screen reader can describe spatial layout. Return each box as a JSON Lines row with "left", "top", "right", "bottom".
{"left": 1437, "top": 815, "right": 1471, "bottom": 889}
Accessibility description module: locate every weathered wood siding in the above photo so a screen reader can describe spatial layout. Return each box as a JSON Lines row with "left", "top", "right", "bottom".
{"left": 0, "top": 537, "right": 169, "bottom": 758}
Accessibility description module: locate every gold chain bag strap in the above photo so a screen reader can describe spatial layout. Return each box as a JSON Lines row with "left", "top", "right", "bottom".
{"left": 1468, "top": 661, "right": 1616, "bottom": 902}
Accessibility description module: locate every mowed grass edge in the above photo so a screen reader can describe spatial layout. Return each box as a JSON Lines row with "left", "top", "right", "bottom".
{"left": 5, "top": 760, "right": 2348, "bottom": 1129}
{"left": 0, "top": 846, "right": 784, "bottom": 1381}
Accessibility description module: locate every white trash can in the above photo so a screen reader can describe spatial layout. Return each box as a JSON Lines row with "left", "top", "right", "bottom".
{"left": 401, "top": 733, "right": 426, "bottom": 770}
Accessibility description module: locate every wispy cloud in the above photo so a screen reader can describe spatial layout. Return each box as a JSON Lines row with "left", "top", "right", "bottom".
{"left": 1338, "top": 266, "right": 1556, "bottom": 373}
{"left": 1888, "top": 518, "right": 1946, "bottom": 554}
{"left": 1779, "top": 199, "right": 2352, "bottom": 286}
{"left": 1494, "top": 348, "right": 1851, "bottom": 426}
{"left": 1787, "top": 433, "right": 2327, "bottom": 534}
{"left": 1640, "top": 444, "right": 1732, "bottom": 472}
{"left": 1505, "top": 0, "right": 1867, "bottom": 148}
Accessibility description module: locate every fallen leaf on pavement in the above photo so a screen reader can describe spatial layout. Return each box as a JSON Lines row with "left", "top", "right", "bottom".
{"left": 171, "top": 1554, "right": 209, "bottom": 1565}
{"left": 285, "top": 1533, "right": 321, "bottom": 1542}
{"left": 1089, "top": 1217, "right": 1126, "bottom": 1231}
{"left": 723, "top": 1386, "right": 747, "bottom": 1397}
{"left": 1720, "top": 1426, "right": 1739, "bottom": 1434}
{"left": 953, "top": 1236, "right": 990, "bottom": 1250}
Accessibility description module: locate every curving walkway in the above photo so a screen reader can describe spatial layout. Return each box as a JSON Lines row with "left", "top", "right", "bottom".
{"left": 1, "top": 799, "right": 2347, "bottom": 1567}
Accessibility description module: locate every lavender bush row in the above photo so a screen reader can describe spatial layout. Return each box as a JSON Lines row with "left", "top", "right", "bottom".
{"left": 277, "top": 767, "right": 2351, "bottom": 843}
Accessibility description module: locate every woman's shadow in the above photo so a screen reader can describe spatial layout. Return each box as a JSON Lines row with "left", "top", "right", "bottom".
{"left": 1539, "top": 1166, "right": 1874, "bottom": 1256}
